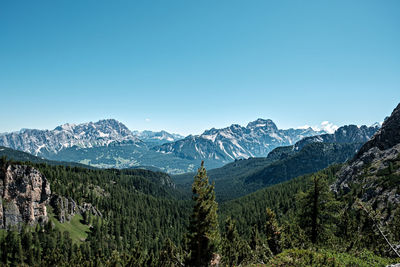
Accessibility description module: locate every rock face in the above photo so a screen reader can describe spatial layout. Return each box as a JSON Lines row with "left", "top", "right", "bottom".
{"left": 50, "top": 195, "right": 79, "bottom": 223}
{"left": 293, "top": 124, "right": 379, "bottom": 151}
{"left": 0, "top": 164, "right": 51, "bottom": 228}
{"left": 50, "top": 195, "right": 102, "bottom": 223}
{"left": 356, "top": 103, "right": 400, "bottom": 159}
{"left": 154, "top": 119, "right": 325, "bottom": 163}
{"left": 0, "top": 163, "right": 103, "bottom": 228}
{"left": 333, "top": 103, "right": 400, "bottom": 222}
{"left": 132, "top": 130, "right": 184, "bottom": 146}
{"left": 0, "top": 119, "right": 143, "bottom": 156}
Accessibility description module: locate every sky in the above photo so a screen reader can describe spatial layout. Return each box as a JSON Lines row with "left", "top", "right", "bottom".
{"left": 0, "top": 0, "right": 399, "bottom": 135}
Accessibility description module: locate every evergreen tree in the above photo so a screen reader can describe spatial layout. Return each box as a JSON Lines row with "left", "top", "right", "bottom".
{"left": 264, "top": 208, "right": 281, "bottom": 254}
{"left": 221, "top": 217, "right": 243, "bottom": 266}
{"left": 249, "top": 225, "right": 271, "bottom": 264}
{"left": 186, "top": 161, "right": 219, "bottom": 267}
{"left": 297, "top": 173, "right": 339, "bottom": 244}
{"left": 159, "top": 238, "right": 182, "bottom": 267}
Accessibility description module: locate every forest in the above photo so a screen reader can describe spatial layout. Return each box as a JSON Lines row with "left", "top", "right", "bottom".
{"left": 0, "top": 154, "right": 399, "bottom": 266}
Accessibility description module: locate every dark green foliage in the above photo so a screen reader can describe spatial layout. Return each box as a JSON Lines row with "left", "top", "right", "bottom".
{"left": 296, "top": 173, "right": 340, "bottom": 244}
{"left": 249, "top": 225, "right": 271, "bottom": 263}
{"left": 174, "top": 142, "right": 360, "bottom": 202}
{"left": 1, "top": 145, "right": 399, "bottom": 265}
{"left": 0, "top": 146, "right": 95, "bottom": 169}
{"left": 221, "top": 217, "right": 250, "bottom": 266}
{"left": 267, "top": 248, "right": 395, "bottom": 267}
{"left": 245, "top": 142, "right": 361, "bottom": 185}
{"left": 265, "top": 208, "right": 282, "bottom": 254}
{"left": 219, "top": 165, "right": 342, "bottom": 238}
{"left": 158, "top": 238, "right": 183, "bottom": 267}
{"left": 186, "top": 161, "right": 219, "bottom": 266}
{"left": 0, "top": 158, "right": 192, "bottom": 266}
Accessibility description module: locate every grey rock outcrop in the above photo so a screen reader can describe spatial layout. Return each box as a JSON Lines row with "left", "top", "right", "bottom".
{"left": 332, "top": 103, "right": 400, "bottom": 224}
{"left": 0, "top": 164, "right": 51, "bottom": 228}
{"left": 50, "top": 195, "right": 79, "bottom": 223}
{"left": 50, "top": 195, "right": 102, "bottom": 223}
{"left": 334, "top": 103, "right": 400, "bottom": 193}
{"left": 356, "top": 103, "right": 400, "bottom": 159}
{"left": 293, "top": 124, "right": 379, "bottom": 152}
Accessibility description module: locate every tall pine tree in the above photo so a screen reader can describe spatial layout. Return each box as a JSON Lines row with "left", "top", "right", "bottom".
{"left": 186, "top": 161, "right": 219, "bottom": 267}
{"left": 297, "top": 173, "right": 339, "bottom": 244}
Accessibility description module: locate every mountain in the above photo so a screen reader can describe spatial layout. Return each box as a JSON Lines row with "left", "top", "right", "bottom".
{"left": 0, "top": 118, "right": 324, "bottom": 174}
{"left": 173, "top": 124, "right": 379, "bottom": 201}
{"left": 293, "top": 124, "right": 379, "bottom": 151}
{"left": 154, "top": 119, "right": 325, "bottom": 163}
{"left": 0, "top": 119, "right": 143, "bottom": 156}
{"left": 0, "top": 120, "right": 199, "bottom": 173}
{"left": 43, "top": 142, "right": 213, "bottom": 174}
{"left": 334, "top": 103, "right": 400, "bottom": 197}
{"left": 132, "top": 130, "right": 184, "bottom": 146}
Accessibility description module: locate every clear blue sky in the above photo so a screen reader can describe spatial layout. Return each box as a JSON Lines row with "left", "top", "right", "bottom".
{"left": 0, "top": 0, "right": 399, "bottom": 135}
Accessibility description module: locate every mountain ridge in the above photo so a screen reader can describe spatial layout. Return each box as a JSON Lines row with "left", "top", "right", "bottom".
{"left": 154, "top": 118, "right": 326, "bottom": 163}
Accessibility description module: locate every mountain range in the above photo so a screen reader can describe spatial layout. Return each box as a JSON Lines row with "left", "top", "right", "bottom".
{"left": 154, "top": 119, "right": 325, "bottom": 163}
{"left": 173, "top": 123, "right": 380, "bottom": 201}
{"left": 0, "top": 118, "right": 330, "bottom": 173}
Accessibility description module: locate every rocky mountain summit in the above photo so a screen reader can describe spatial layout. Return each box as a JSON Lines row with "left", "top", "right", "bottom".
{"left": 132, "top": 130, "right": 184, "bottom": 146}
{"left": 154, "top": 119, "right": 325, "bottom": 163}
{"left": 0, "top": 119, "right": 143, "bottom": 156}
{"left": 0, "top": 163, "right": 51, "bottom": 228}
{"left": 293, "top": 124, "right": 379, "bottom": 151}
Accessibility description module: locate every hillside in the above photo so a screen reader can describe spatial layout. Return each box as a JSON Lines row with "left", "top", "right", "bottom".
{"left": 217, "top": 102, "right": 400, "bottom": 265}
{"left": 174, "top": 124, "right": 376, "bottom": 202}
{"left": 0, "top": 146, "right": 95, "bottom": 169}
{"left": 0, "top": 157, "right": 192, "bottom": 265}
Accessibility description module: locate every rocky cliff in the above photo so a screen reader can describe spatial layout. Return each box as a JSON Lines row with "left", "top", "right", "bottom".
{"left": 50, "top": 195, "right": 102, "bottom": 223}
{"left": 0, "top": 164, "right": 51, "bottom": 228}
{"left": 333, "top": 103, "right": 400, "bottom": 222}
{"left": 0, "top": 162, "right": 103, "bottom": 228}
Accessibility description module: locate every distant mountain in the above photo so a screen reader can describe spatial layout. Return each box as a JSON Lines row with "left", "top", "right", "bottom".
{"left": 173, "top": 124, "right": 379, "bottom": 201}
{"left": 0, "top": 119, "right": 143, "bottom": 156}
{"left": 293, "top": 124, "right": 379, "bottom": 151}
{"left": 132, "top": 130, "right": 184, "bottom": 146}
{"left": 154, "top": 119, "right": 325, "bottom": 163}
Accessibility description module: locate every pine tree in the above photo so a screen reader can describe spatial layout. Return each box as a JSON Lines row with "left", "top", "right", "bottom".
{"left": 221, "top": 217, "right": 240, "bottom": 266}
{"left": 297, "top": 173, "right": 339, "bottom": 244}
{"left": 186, "top": 161, "right": 219, "bottom": 267}
{"left": 249, "top": 225, "right": 271, "bottom": 264}
{"left": 264, "top": 208, "right": 281, "bottom": 254}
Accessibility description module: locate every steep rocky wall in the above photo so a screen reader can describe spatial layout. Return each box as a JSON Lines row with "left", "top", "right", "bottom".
{"left": 0, "top": 164, "right": 51, "bottom": 228}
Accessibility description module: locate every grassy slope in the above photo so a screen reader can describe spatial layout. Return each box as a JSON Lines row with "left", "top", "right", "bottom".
{"left": 47, "top": 207, "right": 90, "bottom": 244}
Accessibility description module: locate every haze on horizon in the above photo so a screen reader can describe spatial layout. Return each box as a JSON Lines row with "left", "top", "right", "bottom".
{"left": 0, "top": 0, "right": 399, "bottom": 135}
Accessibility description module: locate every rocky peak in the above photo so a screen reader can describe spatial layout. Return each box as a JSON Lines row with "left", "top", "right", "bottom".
{"left": 0, "top": 164, "right": 51, "bottom": 228}
{"left": 333, "top": 102, "right": 400, "bottom": 197}
{"left": 246, "top": 119, "right": 278, "bottom": 131}
{"left": 294, "top": 124, "right": 379, "bottom": 151}
{"left": 0, "top": 119, "right": 142, "bottom": 156}
{"left": 355, "top": 103, "right": 400, "bottom": 159}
